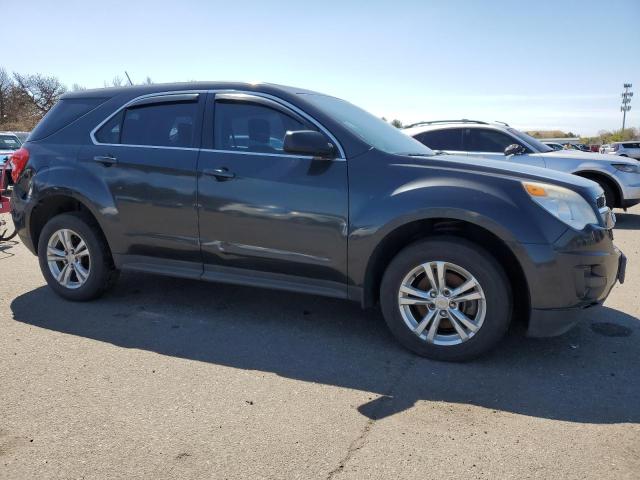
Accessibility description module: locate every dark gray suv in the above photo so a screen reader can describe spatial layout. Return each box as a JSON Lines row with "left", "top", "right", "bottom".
{"left": 10, "top": 82, "right": 626, "bottom": 361}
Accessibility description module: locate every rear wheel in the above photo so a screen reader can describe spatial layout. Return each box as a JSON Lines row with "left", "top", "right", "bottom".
{"left": 380, "top": 237, "right": 511, "bottom": 361}
{"left": 37, "top": 212, "right": 118, "bottom": 301}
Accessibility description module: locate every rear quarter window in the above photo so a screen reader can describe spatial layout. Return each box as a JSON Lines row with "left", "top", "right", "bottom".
{"left": 29, "top": 97, "right": 109, "bottom": 141}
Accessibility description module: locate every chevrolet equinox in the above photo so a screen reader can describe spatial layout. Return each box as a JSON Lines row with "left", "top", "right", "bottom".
{"left": 10, "top": 82, "right": 626, "bottom": 361}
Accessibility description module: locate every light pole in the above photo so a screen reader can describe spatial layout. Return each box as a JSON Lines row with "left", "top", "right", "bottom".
{"left": 621, "top": 83, "right": 633, "bottom": 131}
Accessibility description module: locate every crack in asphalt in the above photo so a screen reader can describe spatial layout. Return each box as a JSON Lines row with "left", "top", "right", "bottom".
{"left": 326, "top": 356, "right": 417, "bottom": 479}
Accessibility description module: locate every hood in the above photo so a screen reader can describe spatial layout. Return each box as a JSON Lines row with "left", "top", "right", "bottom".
{"left": 403, "top": 153, "right": 602, "bottom": 198}
{"left": 542, "top": 149, "right": 638, "bottom": 165}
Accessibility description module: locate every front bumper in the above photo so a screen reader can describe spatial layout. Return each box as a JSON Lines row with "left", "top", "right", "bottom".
{"left": 516, "top": 225, "right": 624, "bottom": 337}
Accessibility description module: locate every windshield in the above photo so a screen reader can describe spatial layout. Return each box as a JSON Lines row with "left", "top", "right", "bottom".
{"left": 507, "top": 128, "right": 553, "bottom": 153}
{"left": 0, "top": 134, "right": 21, "bottom": 151}
{"left": 300, "top": 94, "right": 434, "bottom": 156}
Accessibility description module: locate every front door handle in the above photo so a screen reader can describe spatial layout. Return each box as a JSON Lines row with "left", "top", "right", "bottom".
{"left": 93, "top": 155, "right": 117, "bottom": 166}
{"left": 203, "top": 167, "right": 235, "bottom": 180}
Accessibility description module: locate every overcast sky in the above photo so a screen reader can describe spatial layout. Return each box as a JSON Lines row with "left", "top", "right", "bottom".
{"left": 4, "top": 0, "right": 639, "bottom": 135}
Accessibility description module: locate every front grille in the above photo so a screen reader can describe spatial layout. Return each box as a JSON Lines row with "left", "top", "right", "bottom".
{"left": 596, "top": 194, "right": 606, "bottom": 209}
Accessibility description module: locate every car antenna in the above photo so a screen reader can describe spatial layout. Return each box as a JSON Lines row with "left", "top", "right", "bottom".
{"left": 124, "top": 71, "right": 134, "bottom": 86}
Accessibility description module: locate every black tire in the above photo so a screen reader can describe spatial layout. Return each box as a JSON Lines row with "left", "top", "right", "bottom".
{"left": 596, "top": 180, "right": 617, "bottom": 209}
{"left": 37, "top": 212, "right": 119, "bottom": 301}
{"left": 380, "top": 236, "right": 511, "bottom": 362}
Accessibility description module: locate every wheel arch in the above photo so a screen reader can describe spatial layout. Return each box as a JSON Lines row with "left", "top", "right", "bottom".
{"left": 362, "top": 217, "right": 531, "bottom": 326}
{"left": 572, "top": 170, "right": 622, "bottom": 207}
{"left": 29, "top": 191, "right": 111, "bottom": 257}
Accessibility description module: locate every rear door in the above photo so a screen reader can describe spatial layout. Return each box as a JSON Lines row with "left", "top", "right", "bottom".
{"left": 80, "top": 93, "right": 204, "bottom": 268}
{"left": 464, "top": 127, "right": 546, "bottom": 167}
{"left": 196, "top": 92, "right": 349, "bottom": 293}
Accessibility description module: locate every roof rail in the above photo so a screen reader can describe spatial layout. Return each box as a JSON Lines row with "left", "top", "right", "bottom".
{"left": 403, "top": 119, "right": 489, "bottom": 129}
{"left": 493, "top": 120, "right": 510, "bottom": 126}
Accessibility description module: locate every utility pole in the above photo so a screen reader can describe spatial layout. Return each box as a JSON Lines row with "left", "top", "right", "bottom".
{"left": 621, "top": 83, "right": 633, "bottom": 131}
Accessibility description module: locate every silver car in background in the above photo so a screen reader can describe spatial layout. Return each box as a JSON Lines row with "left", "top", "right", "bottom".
{"left": 610, "top": 141, "right": 640, "bottom": 159}
{"left": 404, "top": 120, "right": 640, "bottom": 209}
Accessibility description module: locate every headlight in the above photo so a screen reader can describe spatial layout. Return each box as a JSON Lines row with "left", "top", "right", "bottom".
{"left": 522, "top": 181, "right": 598, "bottom": 230}
{"left": 612, "top": 163, "right": 640, "bottom": 173}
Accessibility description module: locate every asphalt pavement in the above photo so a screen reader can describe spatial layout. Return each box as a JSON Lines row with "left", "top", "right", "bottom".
{"left": 1, "top": 208, "right": 639, "bottom": 479}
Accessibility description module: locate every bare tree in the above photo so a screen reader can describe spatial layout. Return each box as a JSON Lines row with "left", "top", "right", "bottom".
{"left": 0, "top": 67, "right": 12, "bottom": 121}
{"left": 391, "top": 119, "right": 403, "bottom": 128}
{"left": 71, "top": 83, "right": 87, "bottom": 91}
{"left": 13, "top": 72, "right": 66, "bottom": 114}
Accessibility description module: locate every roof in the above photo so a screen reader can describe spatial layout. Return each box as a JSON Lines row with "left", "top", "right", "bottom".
{"left": 61, "top": 81, "right": 322, "bottom": 99}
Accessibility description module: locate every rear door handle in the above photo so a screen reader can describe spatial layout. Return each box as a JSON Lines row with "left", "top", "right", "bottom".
{"left": 93, "top": 155, "right": 117, "bottom": 166}
{"left": 203, "top": 167, "right": 235, "bottom": 180}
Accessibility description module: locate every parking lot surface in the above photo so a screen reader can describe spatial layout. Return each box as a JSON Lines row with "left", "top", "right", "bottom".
{"left": 1, "top": 208, "right": 639, "bottom": 480}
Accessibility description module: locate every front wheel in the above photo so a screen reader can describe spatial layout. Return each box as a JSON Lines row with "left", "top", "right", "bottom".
{"left": 380, "top": 237, "right": 512, "bottom": 361}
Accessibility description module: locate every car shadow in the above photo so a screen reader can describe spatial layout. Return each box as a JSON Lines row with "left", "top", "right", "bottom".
{"left": 0, "top": 239, "right": 19, "bottom": 260}
{"left": 615, "top": 212, "right": 640, "bottom": 230}
{"left": 10, "top": 272, "right": 640, "bottom": 424}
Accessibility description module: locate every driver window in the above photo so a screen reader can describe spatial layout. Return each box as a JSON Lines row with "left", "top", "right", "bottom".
{"left": 214, "top": 101, "right": 314, "bottom": 154}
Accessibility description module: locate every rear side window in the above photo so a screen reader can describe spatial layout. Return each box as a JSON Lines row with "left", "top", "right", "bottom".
{"left": 414, "top": 129, "right": 463, "bottom": 150}
{"left": 95, "top": 101, "right": 198, "bottom": 148}
{"left": 466, "top": 128, "right": 522, "bottom": 153}
{"left": 622, "top": 142, "right": 639, "bottom": 148}
{"left": 30, "top": 97, "right": 108, "bottom": 141}
{"left": 214, "top": 101, "right": 312, "bottom": 153}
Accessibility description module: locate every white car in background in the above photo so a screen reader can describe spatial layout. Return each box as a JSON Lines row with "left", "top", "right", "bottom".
{"left": 600, "top": 144, "right": 613, "bottom": 154}
{"left": 0, "top": 132, "right": 23, "bottom": 188}
{"left": 404, "top": 120, "right": 640, "bottom": 209}
{"left": 610, "top": 141, "right": 640, "bottom": 159}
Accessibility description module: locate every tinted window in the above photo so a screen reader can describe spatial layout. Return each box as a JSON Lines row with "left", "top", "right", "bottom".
{"left": 622, "top": 142, "right": 639, "bottom": 148}
{"left": 466, "top": 128, "right": 522, "bottom": 153}
{"left": 30, "top": 97, "right": 108, "bottom": 141}
{"left": 415, "top": 129, "right": 463, "bottom": 150}
{"left": 214, "top": 101, "right": 311, "bottom": 153}
{"left": 119, "top": 101, "right": 198, "bottom": 147}
{"left": 95, "top": 111, "right": 123, "bottom": 144}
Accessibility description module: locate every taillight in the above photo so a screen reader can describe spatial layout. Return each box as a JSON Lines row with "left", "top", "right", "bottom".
{"left": 9, "top": 146, "right": 29, "bottom": 182}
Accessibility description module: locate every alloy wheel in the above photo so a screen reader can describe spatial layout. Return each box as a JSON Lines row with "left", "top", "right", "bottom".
{"left": 398, "top": 261, "right": 486, "bottom": 346}
{"left": 47, "top": 229, "right": 91, "bottom": 289}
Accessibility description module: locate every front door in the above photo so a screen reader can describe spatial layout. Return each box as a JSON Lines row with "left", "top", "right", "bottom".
{"left": 196, "top": 92, "right": 348, "bottom": 295}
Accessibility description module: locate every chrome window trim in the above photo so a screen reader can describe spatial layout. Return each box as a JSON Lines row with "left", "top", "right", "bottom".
{"left": 89, "top": 88, "right": 346, "bottom": 161}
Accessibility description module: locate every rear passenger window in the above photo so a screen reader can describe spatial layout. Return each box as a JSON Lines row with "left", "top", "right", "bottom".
{"left": 415, "top": 129, "right": 463, "bottom": 150}
{"left": 214, "top": 101, "right": 311, "bottom": 153}
{"left": 466, "top": 129, "right": 522, "bottom": 153}
{"left": 95, "top": 111, "right": 123, "bottom": 144}
{"left": 95, "top": 101, "right": 198, "bottom": 148}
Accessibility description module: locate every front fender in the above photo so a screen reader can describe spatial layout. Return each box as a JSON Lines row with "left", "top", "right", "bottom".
{"left": 347, "top": 154, "right": 570, "bottom": 288}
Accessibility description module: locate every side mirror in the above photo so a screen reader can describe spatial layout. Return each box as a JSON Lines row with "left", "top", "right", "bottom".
{"left": 283, "top": 130, "right": 335, "bottom": 158}
{"left": 504, "top": 143, "right": 526, "bottom": 156}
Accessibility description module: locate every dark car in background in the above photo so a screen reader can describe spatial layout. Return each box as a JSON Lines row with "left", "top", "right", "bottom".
{"left": 10, "top": 82, "right": 625, "bottom": 361}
